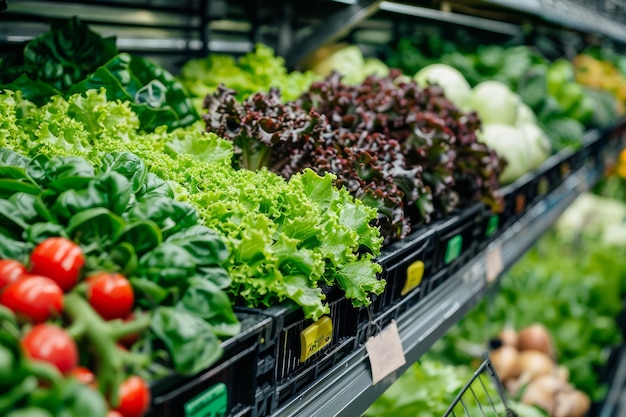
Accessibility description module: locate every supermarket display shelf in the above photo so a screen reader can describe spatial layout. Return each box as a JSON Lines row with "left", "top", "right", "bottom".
{"left": 482, "top": 0, "right": 626, "bottom": 43}
{"left": 268, "top": 145, "right": 605, "bottom": 417}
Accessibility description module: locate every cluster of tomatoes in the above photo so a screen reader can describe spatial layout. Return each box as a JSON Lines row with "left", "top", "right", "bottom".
{"left": 0, "top": 237, "right": 150, "bottom": 417}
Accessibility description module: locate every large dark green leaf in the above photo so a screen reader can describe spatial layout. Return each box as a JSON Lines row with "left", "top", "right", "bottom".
{"left": 18, "top": 17, "right": 117, "bottom": 91}
{"left": 150, "top": 307, "right": 223, "bottom": 375}
{"left": 51, "top": 172, "right": 131, "bottom": 221}
{"left": 137, "top": 173, "right": 174, "bottom": 200}
{"left": 24, "top": 223, "right": 67, "bottom": 245}
{"left": 68, "top": 53, "right": 198, "bottom": 132}
{"left": 99, "top": 152, "right": 148, "bottom": 194}
{"left": 165, "top": 225, "right": 229, "bottom": 266}
{"left": 131, "top": 277, "right": 171, "bottom": 307}
{"left": 0, "top": 148, "right": 30, "bottom": 168}
{"left": 66, "top": 207, "right": 125, "bottom": 249}
{"left": 177, "top": 278, "right": 240, "bottom": 337}
{"left": 116, "top": 221, "right": 162, "bottom": 256}
{"left": 10, "top": 193, "right": 40, "bottom": 224}
{"left": 127, "top": 196, "right": 198, "bottom": 239}
{"left": 27, "top": 155, "right": 94, "bottom": 188}
{"left": 0, "top": 179, "right": 40, "bottom": 199}
{"left": 137, "top": 243, "right": 196, "bottom": 287}
{"left": 0, "top": 200, "right": 28, "bottom": 237}
{"left": 0, "top": 233, "right": 31, "bottom": 263}
{"left": 0, "top": 74, "right": 63, "bottom": 106}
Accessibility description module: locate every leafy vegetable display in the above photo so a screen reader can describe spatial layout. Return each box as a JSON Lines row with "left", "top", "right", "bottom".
{"left": 0, "top": 148, "right": 238, "bottom": 416}
{"left": 0, "top": 17, "right": 199, "bottom": 132}
{"left": 0, "top": 88, "right": 384, "bottom": 321}
{"left": 204, "top": 84, "right": 421, "bottom": 243}
{"left": 298, "top": 71, "right": 504, "bottom": 214}
{"left": 363, "top": 355, "right": 549, "bottom": 417}
{"left": 178, "top": 44, "right": 319, "bottom": 111}
{"left": 203, "top": 71, "right": 504, "bottom": 243}
{"left": 429, "top": 230, "right": 625, "bottom": 401}
{"left": 385, "top": 36, "right": 620, "bottom": 151}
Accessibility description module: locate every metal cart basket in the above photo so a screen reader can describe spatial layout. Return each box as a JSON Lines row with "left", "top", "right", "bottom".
{"left": 443, "top": 355, "right": 518, "bottom": 417}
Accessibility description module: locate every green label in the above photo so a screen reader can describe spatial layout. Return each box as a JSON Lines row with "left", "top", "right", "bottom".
{"left": 185, "top": 382, "right": 228, "bottom": 417}
{"left": 444, "top": 235, "right": 463, "bottom": 264}
{"left": 485, "top": 215, "right": 499, "bottom": 237}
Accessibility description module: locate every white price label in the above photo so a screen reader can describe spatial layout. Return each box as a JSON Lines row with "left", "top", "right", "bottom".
{"left": 486, "top": 245, "right": 503, "bottom": 283}
{"left": 366, "top": 320, "right": 406, "bottom": 385}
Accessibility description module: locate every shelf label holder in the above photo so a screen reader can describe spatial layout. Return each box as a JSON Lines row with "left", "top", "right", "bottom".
{"left": 366, "top": 320, "right": 406, "bottom": 385}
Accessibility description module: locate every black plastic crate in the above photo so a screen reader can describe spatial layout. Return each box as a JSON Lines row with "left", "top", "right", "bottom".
{"left": 148, "top": 312, "right": 275, "bottom": 417}
{"left": 498, "top": 179, "right": 531, "bottom": 230}
{"left": 369, "top": 227, "right": 436, "bottom": 317}
{"left": 432, "top": 204, "right": 485, "bottom": 278}
{"left": 249, "top": 289, "right": 359, "bottom": 410}
{"left": 478, "top": 205, "right": 502, "bottom": 252}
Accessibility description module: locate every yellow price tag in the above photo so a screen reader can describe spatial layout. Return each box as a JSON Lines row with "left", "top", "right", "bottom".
{"left": 401, "top": 260, "right": 424, "bottom": 296}
{"left": 300, "top": 316, "right": 333, "bottom": 362}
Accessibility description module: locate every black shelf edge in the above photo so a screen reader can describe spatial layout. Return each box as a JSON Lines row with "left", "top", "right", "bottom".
{"left": 269, "top": 151, "right": 604, "bottom": 417}
{"left": 482, "top": 0, "right": 626, "bottom": 44}
{"left": 282, "top": 0, "right": 383, "bottom": 67}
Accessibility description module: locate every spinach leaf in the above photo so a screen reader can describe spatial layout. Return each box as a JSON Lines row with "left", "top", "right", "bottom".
{"left": 137, "top": 173, "right": 174, "bottom": 200}
{"left": 165, "top": 225, "right": 229, "bottom": 266}
{"left": 0, "top": 17, "right": 118, "bottom": 92}
{"left": 177, "top": 278, "right": 240, "bottom": 337}
{"left": 0, "top": 148, "right": 30, "bottom": 168}
{"left": 127, "top": 196, "right": 198, "bottom": 239}
{"left": 0, "top": 74, "right": 63, "bottom": 106}
{"left": 131, "top": 277, "right": 171, "bottom": 307}
{"left": 0, "top": 200, "right": 29, "bottom": 238}
{"left": 0, "top": 166, "right": 31, "bottom": 181}
{"left": 69, "top": 53, "right": 198, "bottom": 132}
{"left": 66, "top": 207, "right": 125, "bottom": 249}
{"left": 27, "top": 155, "right": 94, "bottom": 188}
{"left": 99, "top": 152, "right": 148, "bottom": 194}
{"left": 11, "top": 192, "right": 43, "bottom": 224}
{"left": 24, "top": 223, "right": 67, "bottom": 245}
{"left": 0, "top": 233, "right": 31, "bottom": 263}
{"left": 116, "top": 221, "right": 163, "bottom": 256}
{"left": 150, "top": 307, "right": 223, "bottom": 375}
{"left": 0, "top": 179, "right": 40, "bottom": 199}
{"left": 138, "top": 243, "right": 196, "bottom": 287}
{"left": 109, "top": 242, "right": 138, "bottom": 277}
{"left": 51, "top": 172, "right": 131, "bottom": 221}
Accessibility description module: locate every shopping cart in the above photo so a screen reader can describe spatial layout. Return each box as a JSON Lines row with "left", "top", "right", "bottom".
{"left": 442, "top": 354, "right": 518, "bottom": 417}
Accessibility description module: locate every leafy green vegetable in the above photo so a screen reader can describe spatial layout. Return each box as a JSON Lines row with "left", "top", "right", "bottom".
{"left": 178, "top": 44, "right": 319, "bottom": 110}
{"left": 0, "top": 18, "right": 198, "bottom": 132}
{"left": 430, "top": 229, "right": 625, "bottom": 400}
{"left": 0, "top": 17, "right": 117, "bottom": 93}
{"left": 0, "top": 88, "right": 384, "bottom": 320}
{"left": 0, "top": 147, "right": 238, "bottom": 378}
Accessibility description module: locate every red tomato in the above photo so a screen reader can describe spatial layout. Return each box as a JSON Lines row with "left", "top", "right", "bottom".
{"left": 1, "top": 275, "right": 63, "bottom": 323}
{"left": 71, "top": 366, "right": 97, "bottom": 387}
{"left": 30, "top": 237, "right": 85, "bottom": 291}
{"left": 114, "top": 376, "right": 151, "bottom": 417}
{"left": 22, "top": 324, "right": 78, "bottom": 375}
{"left": 0, "top": 260, "right": 26, "bottom": 290}
{"left": 87, "top": 273, "right": 134, "bottom": 321}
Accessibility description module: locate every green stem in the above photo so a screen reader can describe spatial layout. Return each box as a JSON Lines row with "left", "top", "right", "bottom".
{"left": 108, "top": 315, "right": 151, "bottom": 341}
{"left": 24, "top": 359, "right": 63, "bottom": 389}
{"left": 63, "top": 293, "right": 124, "bottom": 406}
{"left": 0, "top": 376, "right": 38, "bottom": 414}
{"left": 66, "top": 321, "right": 86, "bottom": 340}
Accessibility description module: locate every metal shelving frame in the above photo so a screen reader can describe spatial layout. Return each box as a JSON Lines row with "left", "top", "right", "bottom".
{"left": 269, "top": 141, "right": 605, "bottom": 417}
